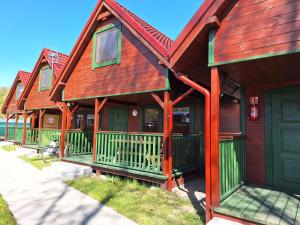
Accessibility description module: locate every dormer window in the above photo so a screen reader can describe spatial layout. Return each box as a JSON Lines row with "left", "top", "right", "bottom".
{"left": 16, "top": 83, "right": 23, "bottom": 100}
{"left": 92, "top": 24, "right": 122, "bottom": 69}
{"left": 39, "top": 66, "right": 52, "bottom": 91}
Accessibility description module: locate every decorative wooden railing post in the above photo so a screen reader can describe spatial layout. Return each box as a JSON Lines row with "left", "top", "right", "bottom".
{"left": 93, "top": 98, "right": 108, "bottom": 162}
{"left": 22, "top": 111, "right": 28, "bottom": 145}
{"left": 59, "top": 103, "right": 67, "bottom": 158}
{"left": 211, "top": 67, "right": 220, "bottom": 207}
{"left": 5, "top": 114, "right": 9, "bottom": 141}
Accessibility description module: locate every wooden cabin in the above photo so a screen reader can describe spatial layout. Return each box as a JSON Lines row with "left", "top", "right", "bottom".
{"left": 169, "top": 0, "right": 300, "bottom": 224}
{"left": 1, "top": 71, "right": 31, "bottom": 144}
{"left": 17, "top": 48, "right": 68, "bottom": 149}
{"left": 49, "top": 0, "right": 205, "bottom": 189}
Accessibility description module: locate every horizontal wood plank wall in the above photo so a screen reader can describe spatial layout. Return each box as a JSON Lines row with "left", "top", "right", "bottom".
{"left": 7, "top": 81, "right": 21, "bottom": 113}
{"left": 63, "top": 17, "right": 167, "bottom": 101}
{"left": 215, "top": 0, "right": 300, "bottom": 63}
{"left": 25, "top": 63, "right": 58, "bottom": 110}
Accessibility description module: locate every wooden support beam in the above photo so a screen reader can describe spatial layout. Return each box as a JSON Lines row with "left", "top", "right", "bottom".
{"left": 56, "top": 102, "right": 64, "bottom": 113}
{"left": 38, "top": 109, "right": 46, "bottom": 145}
{"left": 31, "top": 112, "right": 37, "bottom": 129}
{"left": 211, "top": 67, "right": 220, "bottom": 207}
{"left": 15, "top": 115, "right": 19, "bottom": 140}
{"left": 162, "top": 91, "right": 170, "bottom": 176}
{"left": 97, "top": 11, "right": 112, "bottom": 22}
{"left": 5, "top": 114, "right": 9, "bottom": 141}
{"left": 150, "top": 92, "right": 164, "bottom": 109}
{"left": 22, "top": 111, "right": 28, "bottom": 145}
{"left": 67, "top": 103, "right": 79, "bottom": 130}
{"left": 167, "top": 101, "right": 173, "bottom": 192}
{"left": 60, "top": 103, "right": 67, "bottom": 159}
{"left": 172, "top": 88, "right": 195, "bottom": 106}
{"left": 93, "top": 98, "right": 108, "bottom": 162}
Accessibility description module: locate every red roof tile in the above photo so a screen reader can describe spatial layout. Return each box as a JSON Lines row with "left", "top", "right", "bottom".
{"left": 18, "top": 71, "right": 31, "bottom": 86}
{"left": 43, "top": 48, "right": 69, "bottom": 78}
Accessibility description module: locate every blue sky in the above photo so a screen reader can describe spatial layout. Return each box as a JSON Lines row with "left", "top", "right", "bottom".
{"left": 0, "top": 0, "right": 202, "bottom": 88}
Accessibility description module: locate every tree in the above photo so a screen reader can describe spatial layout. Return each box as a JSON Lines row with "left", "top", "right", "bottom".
{"left": 0, "top": 87, "right": 9, "bottom": 119}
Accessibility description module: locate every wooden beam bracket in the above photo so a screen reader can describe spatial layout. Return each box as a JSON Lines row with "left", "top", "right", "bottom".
{"left": 150, "top": 92, "right": 164, "bottom": 109}
{"left": 172, "top": 88, "right": 195, "bottom": 107}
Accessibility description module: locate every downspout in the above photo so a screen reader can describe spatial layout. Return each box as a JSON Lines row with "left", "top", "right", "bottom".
{"left": 172, "top": 71, "right": 212, "bottom": 222}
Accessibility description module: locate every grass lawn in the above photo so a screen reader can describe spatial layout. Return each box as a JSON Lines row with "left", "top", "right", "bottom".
{"left": 66, "top": 176, "right": 205, "bottom": 225}
{"left": 0, "top": 194, "right": 17, "bottom": 225}
{"left": 0, "top": 145, "right": 17, "bottom": 152}
{"left": 18, "top": 155, "right": 58, "bottom": 170}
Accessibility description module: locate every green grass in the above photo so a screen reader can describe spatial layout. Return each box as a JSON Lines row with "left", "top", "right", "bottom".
{"left": 18, "top": 155, "right": 58, "bottom": 170}
{"left": 66, "top": 176, "right": 205, "bottom": 225}
{"left": 0, "top": 194, "right": 17, "bottom": 225}
{"left": 0, "top": 145, "right": 17, "bottom": 152}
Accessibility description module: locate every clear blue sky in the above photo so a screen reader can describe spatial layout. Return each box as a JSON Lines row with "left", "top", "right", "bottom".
{"left": 0, "top": 0, "right": 203, "bottom": 88}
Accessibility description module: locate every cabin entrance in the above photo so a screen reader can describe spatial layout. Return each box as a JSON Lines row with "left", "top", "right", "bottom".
{"left": 267, "top": 87, "right": 300, "bottom": 192}
{"left": 109, "top": 108, "right": 128, "bottom": 131}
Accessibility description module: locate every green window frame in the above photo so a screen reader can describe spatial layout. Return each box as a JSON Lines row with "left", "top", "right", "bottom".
{"left": 92, "top": 23, "right": 122, "bottom": 69}
{"left": 16, "top": 83, "right": 24, "bottom": 100}
{"left": 39, "top": 66, "right": 53, "bottom": 91}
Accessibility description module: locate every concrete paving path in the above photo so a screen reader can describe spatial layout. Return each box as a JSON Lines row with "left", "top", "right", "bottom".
{"left": 0, "top": 143, "right": 137, "bottom": 225}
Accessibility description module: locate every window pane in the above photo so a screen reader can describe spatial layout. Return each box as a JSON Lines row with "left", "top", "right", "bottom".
{"left": 87, "top": 114, "right": 94, "bottom": 128}
{"left": 96, "top": 27, "right": 118, "bottom": 63}
{"left": 75, "top": 114, "right": 83, "bottom": 129}
{"left": 173, "top": 107, "right": 190, "bottom": 134}
{"left": 16, "top": 83, "right": 23, "bottom": 100}
{"left": 40, "top": 68, "right": 52, "bottom": 90}
{"left": 144, "top": 109, "right": 159, "bottom": 132}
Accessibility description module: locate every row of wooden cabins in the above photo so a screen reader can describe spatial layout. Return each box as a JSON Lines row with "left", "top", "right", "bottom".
{"left": 2, "top": 0, "right": 300, "bottom": 224}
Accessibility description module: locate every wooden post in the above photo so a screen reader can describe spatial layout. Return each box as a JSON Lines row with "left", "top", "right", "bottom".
{"left": 22, "top": 111, "right": 28, "bottom": 145}
{"left": 15, "top": 115, "right": 19, "bottom": 141}
{"left": 31, "top": 112, "right": 36, "bottom": 129}
{"left": 163, "top": 91, "right": 170, "bottom": 176}
{"left": 93, "top": 98, "right": 108, "bottom": 162}
{"left": 67, "top": 104, "right": 79, "bottom": 130}
{"left": 211, "top": 67, "right": 220, "bottom": 207}
{"left": 167, "top": 102, "right": 173, "bottom": 191}
{"left": 60, "top": 103, "right": 67, "bottom": 159}
{"left": 38, "top": 109, "right": 45, "bottom": 146}
{"left": 5, "top": 114, "right": 9, "bottom": 141}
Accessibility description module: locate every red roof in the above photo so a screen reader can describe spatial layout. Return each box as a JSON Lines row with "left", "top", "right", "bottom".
{"left": 111, "top": 0, "right": 173, "bottom": 52}
{"left": 18, "top": 71, "right": 31, "bottom": 86}
{"left": 43, "top": 48, "right": 69, "bottom": 78}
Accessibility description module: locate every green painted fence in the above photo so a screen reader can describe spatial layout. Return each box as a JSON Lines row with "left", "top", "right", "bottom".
{"left": 173, "top": 134, "right": 201, "bottom": 173}
{"left": 65, "top": 130, "right": 93, "bottom": 157}
{"left": 7, "top": 127, "right": 15, "bottom": 140}
{"left": 26, "top": 129, "right": 39, "bottom": 145}
{"left": 220, "top": 136, "right": 247, "bottom": 200}
{"left": 95, "top": 132, "right": 163, "bottom": 174}
{"left": 15, "top": 127, "right": 23, "bottom": 143}
{"left": 39, "top": 129, "right": 61, "bottom": 147}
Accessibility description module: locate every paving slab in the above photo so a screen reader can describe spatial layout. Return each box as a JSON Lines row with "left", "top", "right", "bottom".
{"left": 0, "top": 146, "right": 137, "bottom": 225}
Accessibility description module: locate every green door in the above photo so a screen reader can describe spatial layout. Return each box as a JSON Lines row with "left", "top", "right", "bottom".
{"left": 271, "top": 91, "right": 300, "bottom": 191}
{"left": 109, "top": 108, "right": 128, "bottom": 131}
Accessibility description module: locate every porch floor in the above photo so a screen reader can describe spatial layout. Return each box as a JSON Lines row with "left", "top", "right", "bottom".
{"left": 214, "top": 185, "right": 300, "bottom": 225}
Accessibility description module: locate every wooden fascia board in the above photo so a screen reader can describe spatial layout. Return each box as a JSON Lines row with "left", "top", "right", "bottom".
{"left": 1, "top": 74, "right": 21, "bottom": 114}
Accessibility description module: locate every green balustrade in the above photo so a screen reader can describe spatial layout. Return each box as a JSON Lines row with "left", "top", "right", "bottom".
{"left": 220, "top": 136, "right": 247, "bottom": 200}
{"left": 39, "top": 129, "right": 61, "bottom": 147}
{"left": 26, "top": 129, "right": 39, "bottom": 145}
{"left": 65, "top": 130, "right": 93, "bottom": 157}
{"left": 173, "top": 134, "right": 201, "bottom": 173}
{"left": 7, "top": 127, "right": 15, "bottom": 141}
{"left": 15, "top": 127, "right": 23, "bottom": 143}
{"left": 95, "top": 132, "right": 163, "bottom": 174}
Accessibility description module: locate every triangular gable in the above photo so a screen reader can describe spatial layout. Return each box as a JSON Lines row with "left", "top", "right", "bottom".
{"left": 1, "top": 71, "right": 31, "bottom": 114}
{"left": 17, "top": 48, "right": 68, "bottom": 109}
{"left": 50, "top": 0, "right": 173, "bottom": 101}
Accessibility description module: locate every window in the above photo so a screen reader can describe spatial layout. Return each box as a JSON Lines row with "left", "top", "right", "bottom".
{"left": 75, "top": 114, "right": 84, "bottom": 129}
{"left": 92, "top": 24, "right": 121, "bottom": 69}
{"left": 87, "top": 114, "right": 95, "bottom": 129}
{"left": 39, "top": 66, "right": 52, "bottom": 91}
{"left": 173, "top": 107, "right": 190, "bottom": 134}
{"left": 144, "top": 108, "right": 160, "bottom": 132}
{"left": 16, "top": 83, "right": 23, "bottom": 100}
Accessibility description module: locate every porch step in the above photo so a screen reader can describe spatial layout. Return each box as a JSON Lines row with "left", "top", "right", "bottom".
{"left": 207, "top": 217, "right": 243, "bottom": 225}
{"left": 41, "top": 162, "right": 93, "bottom": 181}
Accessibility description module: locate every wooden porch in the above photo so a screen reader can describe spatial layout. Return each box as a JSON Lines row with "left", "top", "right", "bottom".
{"left": 215, "top": 185, "right": 300, "bottom": 225}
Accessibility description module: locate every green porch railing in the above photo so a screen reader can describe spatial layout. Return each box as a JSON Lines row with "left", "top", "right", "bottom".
{"left": 220, "top": 135, "right": 246, "bottom": 200}
{"left": 173, "top": 134, "right": 201, "bottom": 173}
{"left": 39, "top": 129, "right": 61, "bottom": 147}
{"left": 25, "top": 128, "right": 39, "bottom": 145}
{"left": 95, "top": 132, "right": 163, "bottom": 174}
{"left": 7, "top": 127, "right": 15, "bottom": 141}
{"left": 65, "top": 130, "right": 93, "bottom": 157}
{"left": 15, "top": 127, "right": 23, "bottom": 143}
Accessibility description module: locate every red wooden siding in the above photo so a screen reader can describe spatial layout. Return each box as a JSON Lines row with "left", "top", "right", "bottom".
{"left": 215, "top": 0, "right": 300, "bottom": 63}
{"left": 6, "top": 82, "right": 21, "bottom": 113}
{"left": 25, "top": 64, "right": 58, "bottom": 110}
{"left": 63, "top": 17, "right": 168, "bottom": 101}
